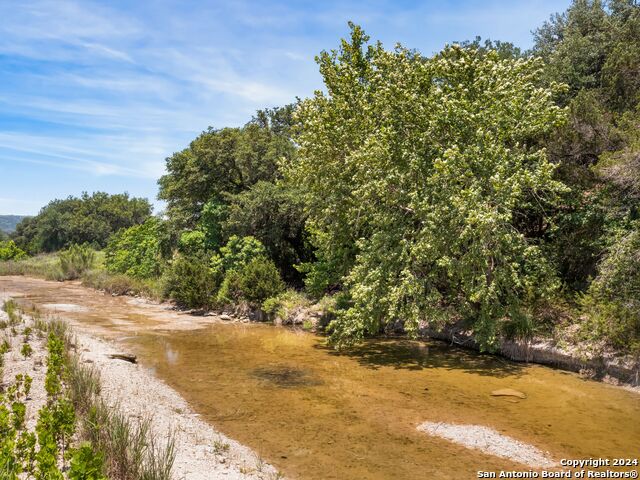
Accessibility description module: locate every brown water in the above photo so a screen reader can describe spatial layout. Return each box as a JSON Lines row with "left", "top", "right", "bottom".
{"left": 1, "top": 276, "right": 639, "bottom": 479}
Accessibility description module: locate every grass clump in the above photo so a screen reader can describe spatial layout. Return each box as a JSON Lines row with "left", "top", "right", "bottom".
{"left": 20, "top": 342, "right": 32, "bottom": 358}
{"left": 2, "top": 299, "right": 22, "bottom": 325}
{"left": 59, "top": 244, "right": 96, "bottom": 280}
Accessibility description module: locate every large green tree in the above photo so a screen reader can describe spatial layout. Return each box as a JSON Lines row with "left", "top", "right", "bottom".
{"left": 223, "top": 181, "right": 311, "bottom": 283}
{"left": 287, "top": 24, "right": 567, "bottom": 349}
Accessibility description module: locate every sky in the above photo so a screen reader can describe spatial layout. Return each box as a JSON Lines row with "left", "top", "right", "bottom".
{"left": 0, "top": 0, "right": 571, "bottom": 215}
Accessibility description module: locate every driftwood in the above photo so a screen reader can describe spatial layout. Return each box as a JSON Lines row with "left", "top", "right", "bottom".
{"left": 108, "top": 353, "right": 137, "bottom": 364}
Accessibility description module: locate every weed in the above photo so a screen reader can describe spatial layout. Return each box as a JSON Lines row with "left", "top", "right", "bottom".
{"left": 212, "top": 436, "right": 230, "bottom": 455}
{"left": 20, "top": 342, "right": 32, "bottom": 358}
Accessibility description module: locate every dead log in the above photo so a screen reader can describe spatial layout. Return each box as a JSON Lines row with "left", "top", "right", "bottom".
{"left": 108, "top": 353, "right": 137, "bottom": 364}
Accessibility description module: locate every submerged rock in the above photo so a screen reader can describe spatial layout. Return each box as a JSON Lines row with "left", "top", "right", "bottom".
{"left": 491, "top": 388, "right": 526, "bottom": 399}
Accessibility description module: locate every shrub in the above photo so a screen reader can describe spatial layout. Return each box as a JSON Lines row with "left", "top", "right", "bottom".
{"left": 163, "top": 255, "right": 216, "bottom": 309}
{"left": 216, "top": 257, "right": 284, "bottom": 307}
{"left": 210, "top": 236, "right": 266, "bottom": 279}
{"left": 59, "top": 244, "right": 96, "bottom": 280}
{"left": 0, "top": 240, "right": 27, "bottom": 261}
{"left": 104, "top": 218, "right": 163, "bottom": 279}
{"left": 262, "top": 290, "right": 310, "bottom": 321}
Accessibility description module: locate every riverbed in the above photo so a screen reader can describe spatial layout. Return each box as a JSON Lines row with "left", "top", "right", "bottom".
{"left": 1, "top": 276, "right": 638, "bottom": 480}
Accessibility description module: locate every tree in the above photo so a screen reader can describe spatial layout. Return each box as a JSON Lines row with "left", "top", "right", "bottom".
{"left": 12, "top": 192, "right": 152, "bottom": 253}
{"left": 581, "top": 226, "right": 640, "bottom": 355}
{"left": 157, "top": 106, "right": 297, "bottom": 230}
{"left": 223, "top": 181, "right": 311, "bottom": 283}
{"left": 532, "top": 0, "right": 640, "bottom": 290}
{"left": 286, "top": 24, "right": 567, "bottom": 349}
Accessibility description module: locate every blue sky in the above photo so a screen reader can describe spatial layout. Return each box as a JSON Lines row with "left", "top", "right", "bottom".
{"left": 0, "top": 0, "right": 570, "bottom": 215}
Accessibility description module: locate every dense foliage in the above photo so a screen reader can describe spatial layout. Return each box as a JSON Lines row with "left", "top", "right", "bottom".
{"left": 531, "top": 0, "right": 640, "bottom": 352}
{"left": 105, "top": 218, "right": 165, "bottom": 279}
{"left": 0, "top": 240, "right": 27, "bottom": 261}
{"left": 11, "top": 193, "right": 151, "bottom": 254}
{"left": 216, "top": 257, "right": 285, "bottom": 307}
{"left": 285, "top": 25, "right": 567, "bottom": 348}
{"left": 162, "top": 254, "right": 216, "bottom": 309}
{"left": 157, "top": 106, "right": 296, "bottom": 231}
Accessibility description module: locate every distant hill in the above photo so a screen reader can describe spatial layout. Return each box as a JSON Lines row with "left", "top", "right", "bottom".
{"left": 0, "top": 215, "right": 28, "bottom": 233}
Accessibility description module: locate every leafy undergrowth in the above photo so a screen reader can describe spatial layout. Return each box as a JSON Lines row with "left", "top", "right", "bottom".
{"left": 0, "top": 301, "right": 175, "bottom": 479}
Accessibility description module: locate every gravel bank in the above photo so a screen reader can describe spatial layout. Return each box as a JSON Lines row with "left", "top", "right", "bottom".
{"left": 417, "top": 421, "right": 557, "bottom": 468}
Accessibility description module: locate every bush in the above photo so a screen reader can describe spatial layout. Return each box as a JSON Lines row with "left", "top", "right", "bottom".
{"left": 262, "top": 289, "right": 311, "bottom": 322}
{"left": 210, "top": 235, "right": 266, "bottom": 279}
{"left": 104, "top": 218, "right": 163, "bottom": 279}
{"left": 217, "top": 257, "right": 284, "bottom": 307}
{"left": 163, "top": 255, "right": 216, "bottom": 309}
{"left": 59, "top": 244, "right": 96, "bottom": 280}
{"left": 0, "top": 240, "right": 27, "bottom": 261}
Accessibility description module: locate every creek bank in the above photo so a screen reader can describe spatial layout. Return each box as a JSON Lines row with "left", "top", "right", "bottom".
{"left": 14, "top": 273, "right": 640, "bottom": 389}
{"left": 419, "top": 322, "right": 640, "bottom": 387}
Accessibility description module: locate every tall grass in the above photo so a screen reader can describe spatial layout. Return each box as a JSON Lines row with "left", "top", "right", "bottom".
{"left": 0, "top": 251, "right": 163, "bottom": 301}
{"left": 0, "top": 253, "right": 65, "bottom": 280}
{"left": 59, "top": 244, "right": 96, "bottom": 280}
{"left": 81, "top": 270, "right": 163, "bottom": 300}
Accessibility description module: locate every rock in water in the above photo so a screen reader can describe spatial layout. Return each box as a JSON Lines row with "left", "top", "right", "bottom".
{"left": 491, "top": 388, "right": 526, "bottom": 399}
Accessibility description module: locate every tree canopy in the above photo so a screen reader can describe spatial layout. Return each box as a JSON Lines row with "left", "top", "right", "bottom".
{"left": 157, "top": 106, "right": 297, "bottom": 230}
{"left": 286, "top": 24, "right": 568, "bottom": 348}
{"left": 12, "top": 192, "right": 151, "bottom": 253}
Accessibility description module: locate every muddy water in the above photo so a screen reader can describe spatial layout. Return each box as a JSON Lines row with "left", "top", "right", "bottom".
{"left": 1, "top": 276, "right": 639, "bottom": 479}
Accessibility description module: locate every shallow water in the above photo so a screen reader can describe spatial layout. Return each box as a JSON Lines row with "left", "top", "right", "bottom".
{"left": 1, "top": 276, "right": 638, "bottom": 479}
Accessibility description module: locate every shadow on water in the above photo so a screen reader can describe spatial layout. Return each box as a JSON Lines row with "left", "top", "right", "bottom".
{"left": 315, "top": 338, "right": 524, "bottom": 378}
{"left": 252, "top": 365, "right": 323, "bottom": 388}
